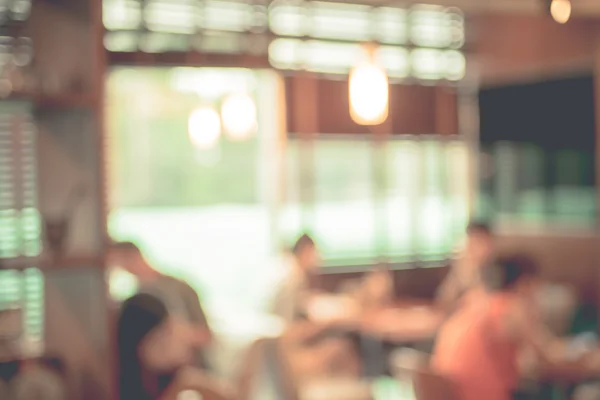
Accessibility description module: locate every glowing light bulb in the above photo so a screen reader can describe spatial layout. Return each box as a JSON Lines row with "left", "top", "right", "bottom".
{"left": 221, "top": 93, "right": 257, "bottom": 141}
{"left": 550, "top": 0, "right": 571, "bottom": 24}
{"left": 188, "top": 107, "right": 221, "bottom": 149}
{"left": 349, "top": 60, "right": 389, "bottom": 126}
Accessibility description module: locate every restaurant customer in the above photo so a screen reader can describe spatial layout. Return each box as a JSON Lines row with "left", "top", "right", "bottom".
{"left": 117, "top": 293, "right": 233, "bottom": 400}
{"left": 109, "top": 241, "right": 213, "bottom": 371}
{"left": 432, "top": 254, "right": 578, "bottom": 400}
{"left": 271, "top": 234, "right": 361, "bottom": 381}
{"left": 435, "top": 221, "right": 495, "bottom": 313}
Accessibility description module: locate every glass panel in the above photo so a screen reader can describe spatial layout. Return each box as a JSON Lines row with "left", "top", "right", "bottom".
{"left": 103, "top": 0, "right": 142, "bottom": 31}
{"left": 553, "top": 150, "right": 595, "bottom": 222}
{"left": 0, "top": 104, "right": 39, "bottom": 259}
{"left": 374, "top": 7, "right": 407, "bottom": 45}
{"left": 278, "top": 139, "right": 302, "bottom": 245}
{"left": 145, "top": 0, "right": 197, "bottom": 34}
{"left": 0, "top": 270, "right": 20, "bottom": 306}
{"left": 410, "top": 48, "right": 445, "bottom": 80}
{"left": 418, "top": 140, "right": 451, "bottom": 258}
{"left": 444, "top": 50, "right": 466, "bottom": 81}
{"left": 304, "top": 40, "right": 363, "bottom": 74}
{"left": 446, "top": 141, "right": 470, "bottom": 240}
{"left": 313, "top": 140, "right": 375, "bottom": 263}
{"left": 140, "top": 32, "right": 190, "bottom": 53}
{"left": 483, "top": 142, "right": 596, "bottom": 226}
{"left": 201, "top": 0, "right": 256, "bottom": 32}
{"left": 23, "top": 268, "right": 43, "bottom": 342}
{"left": 378, "top": 46, "right": 409, "bottom": 78}
{"left": 104, "top": 31, "right": 140, "bottom": 52}
{"left": 269, "top": 2, "right": 306, "bottom": 37}
{"left": 310, "top": 1, "right": 372, "bottom": 42}
{"left": 386, "top": 140, "right": 419, "bottom": 260}
{"left": 409, "top": 5, "right": 464, "bottom": 48}
{"left": 515, "top": 143, "right": 545, "bottom": 220}
{"left": 268, "top": 38, "right": 303, "bottom": 70}
{"left": 8, "top": 0, "right": 32, "bottom": 22}
{"left": 192, "top": 31, "right": 246, "bottom": 54}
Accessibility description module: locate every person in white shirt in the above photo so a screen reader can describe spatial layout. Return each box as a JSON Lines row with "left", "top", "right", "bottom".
{"left": 271, "top": 234, "right": 361, "bottom": 381}
{"left": 271, "top": 234, "right": 319, "bottom": 323}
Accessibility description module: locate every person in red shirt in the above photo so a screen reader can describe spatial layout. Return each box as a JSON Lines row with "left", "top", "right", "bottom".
{"left": 433, "top": 254, "right": 571, "bottom": 400}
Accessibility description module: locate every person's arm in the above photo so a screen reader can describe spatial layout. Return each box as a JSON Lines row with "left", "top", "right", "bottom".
{"left": 435, "top": 269, "right": 464, "bottom": 312}
{"left": 160, "top": 367, "right": 235, "bottom": 400}
{"left": 509, "top": 301, "right": 589, "bottom": 380}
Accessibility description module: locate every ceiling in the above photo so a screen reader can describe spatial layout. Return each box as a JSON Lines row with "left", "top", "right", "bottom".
{"left": 364, "top": 0, "right": 600, "bottom": 17}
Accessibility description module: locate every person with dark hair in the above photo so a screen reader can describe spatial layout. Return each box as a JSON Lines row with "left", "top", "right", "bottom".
{"left": 117, "top": 293, "right": 233, "bottom": 400}
{"left": 436, "top": 221, "right": 495, "bottom": 312}
{"left": 432, "top": 254, "right": 579, "bottom": 400}
{"left": 109, "top": 241, "right": 213, "bottom": 372}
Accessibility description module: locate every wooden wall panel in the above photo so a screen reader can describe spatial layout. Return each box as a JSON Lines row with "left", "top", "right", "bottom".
{"left": 473, "top": 14, "right": 600, "bottom": 85}
{"left": 285, "top": 76, "right": 459, "bottom": 135}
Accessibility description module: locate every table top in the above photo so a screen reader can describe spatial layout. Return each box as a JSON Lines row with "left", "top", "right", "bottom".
{"left": 360, "top": 300, "right": 443, "bottom": 343}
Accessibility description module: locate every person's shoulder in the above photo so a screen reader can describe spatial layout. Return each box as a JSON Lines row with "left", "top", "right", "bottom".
{"left": 155, "top": 274, "right": 195, "bottom": 292}
{"left": 167, "top": 275, "right": 195, "bottom": 288}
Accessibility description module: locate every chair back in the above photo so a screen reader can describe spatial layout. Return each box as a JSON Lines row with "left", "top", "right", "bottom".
{"left": 411, "top": 369, "right": 461, "bottom": 400}
{"left": 390, "top": 348, "right": 461, "bottom": 400}
{"left": 237, "top": 337, "right": 297, "bottom": 400}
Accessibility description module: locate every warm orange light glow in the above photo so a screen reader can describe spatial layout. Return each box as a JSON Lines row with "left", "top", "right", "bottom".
{"left": 188, "top": 107, "right": 221, "bottom": 149}
{"left": 550, "top": 0, "right": 571, "bottom": 24}
{"left": 349, "top": 57, "right": 389, "bottom": 126}
{"left": 221, "top": 93, "right": 257, "bottom": 141}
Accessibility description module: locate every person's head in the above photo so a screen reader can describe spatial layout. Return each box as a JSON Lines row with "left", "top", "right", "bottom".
{"left": 482, "top": 254, "right": 540, "bottom": 296}
{"left": 118, "top": 294, "right": 192, "bottom": 397}
{"left": 464, "top": 221, "right": 494, "bottom": 262}
{"left": 292, "top": 234, "right": 320, "bottom": 272}
{"left": 108, "top": 241, "right": 150, "bottom": 276}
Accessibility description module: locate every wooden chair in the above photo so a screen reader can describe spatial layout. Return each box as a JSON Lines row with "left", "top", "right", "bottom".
{"left": 236, "top": 337, "right": 298, "bottom": 400}
{"left": 237, "top": 337, "right": 372, "bottom": 400}
{"left": 391, "top": 348, "right": 461, "bottom": 400}
{"left": 411, "top": 369, "right": 461, "bottom": 400}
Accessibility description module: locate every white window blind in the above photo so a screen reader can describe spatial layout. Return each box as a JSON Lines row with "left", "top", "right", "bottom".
{"left": 0, "top": 101, "right": 43, "bottom": 345}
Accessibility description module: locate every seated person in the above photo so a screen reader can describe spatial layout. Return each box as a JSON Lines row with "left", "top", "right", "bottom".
{"left": 355, "top": 267, "right": 394, "bottom": 311}
{"left": 435, "top": 221, "right": 495, "bottom": 313}
{"left": 432, "top": 254, "right": 579, "bottom": 400}
{"left": 271, "top": 234, "right": 361, "bottom": 381}
{"left": 109, "top": 241, "right": 213, "bottom": 371}
{"left": 118, "top": 293, "right": 233, "bottom": 400}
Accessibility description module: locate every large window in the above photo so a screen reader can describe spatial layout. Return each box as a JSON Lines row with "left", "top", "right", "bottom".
{"left": 107, "top": 68, "right": 283, "bottom": 327}
{"left": 478, "top": 75, "right": 596, "bottom": 228}
{"left": 281, "top": 136, "right": 470, "bottom": 266}
{"left": 107, "top": 68, "right": 470, "bottom": 335}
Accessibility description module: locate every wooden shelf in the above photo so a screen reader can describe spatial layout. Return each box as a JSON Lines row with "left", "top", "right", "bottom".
{"left": 0, "top": 255, "right": 104, "bottom": 270}
{"left": 4, "top": 93, "right": 96, "bottom": 109}
{"left": 34, "top": 93, "right": 96, "bottom": 109}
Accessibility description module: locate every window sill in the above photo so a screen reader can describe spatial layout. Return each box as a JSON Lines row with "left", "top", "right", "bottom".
{"left": 319, "top": 258, "right": 451, "bottom": 275}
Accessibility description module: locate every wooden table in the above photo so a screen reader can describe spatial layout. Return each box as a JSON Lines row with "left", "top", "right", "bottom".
{"left": 360, "top": 300, "right": 443, "bottom": 344}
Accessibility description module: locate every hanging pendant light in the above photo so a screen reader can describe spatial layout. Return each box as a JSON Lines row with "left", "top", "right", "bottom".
{"left": 221, "top": 93, "right": 257, "bottom": 141}
{"left": 349, "top": 44, "right": 389, "bottom": 126}
{"left": 550, "top": 0, "right": 571, "bottom": 24}
{"left": 188, "top": 106, "right": 221, "bottom": 149}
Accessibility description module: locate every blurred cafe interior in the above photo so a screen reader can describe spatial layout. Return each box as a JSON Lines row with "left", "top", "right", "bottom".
{"left": 3, "top": 0, "right": 600, "bottom": 399}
